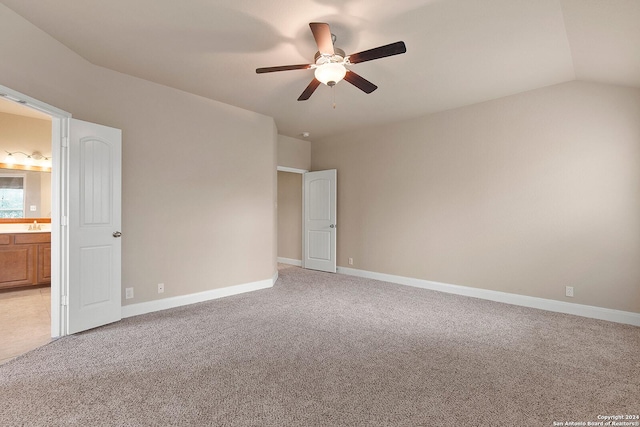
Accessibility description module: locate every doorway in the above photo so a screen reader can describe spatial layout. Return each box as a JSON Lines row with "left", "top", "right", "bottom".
{"left": 0, "top": 96, "right": 55, "bottom": 362}
{"left": 0, "top": 85, "right": 69, "bottom": 348}
{"left": 1, "top": 85, "right": 123, "bottom": 348}
{"left": 277, "top": 169, "right": 304, "bottom": 266}
{"left": 277, "top": 167, "right": 337, "bottom": 273}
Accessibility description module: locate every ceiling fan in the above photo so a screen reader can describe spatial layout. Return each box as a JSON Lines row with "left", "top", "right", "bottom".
{"left": 256, "top": 23, "right": 406, "bottom": 101}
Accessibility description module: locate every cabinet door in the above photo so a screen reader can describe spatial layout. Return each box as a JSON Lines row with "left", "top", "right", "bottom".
{"left": 0, "top": 245, "right": 35, "bottom": 289}
{"left": 38, "top": 244, "right": 52, "bottom": 284}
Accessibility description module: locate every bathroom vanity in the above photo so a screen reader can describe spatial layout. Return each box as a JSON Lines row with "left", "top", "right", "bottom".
{"left": 0, "top": 226, "right": 51, "bottom": 290}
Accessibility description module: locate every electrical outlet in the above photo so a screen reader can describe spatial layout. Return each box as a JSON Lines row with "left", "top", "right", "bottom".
{"left": 125, "top": 287, "right": 134, "bottom": 299}
{"left": 158, "top": 283, "right": 164, "bottom": 294}
{"left": 565, "top": 286, "right": 574, "bottom": 297}
{"left": 348, "top": 258, "right": 353, "bottom": 265}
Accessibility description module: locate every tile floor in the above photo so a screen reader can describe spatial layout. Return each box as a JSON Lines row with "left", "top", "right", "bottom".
{"left": 0, "top": 286, "right": 51, "bottom": 364}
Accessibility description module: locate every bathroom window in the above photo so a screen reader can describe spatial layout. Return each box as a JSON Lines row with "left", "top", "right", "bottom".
{"left": 0, "top": 176, "right": 25, "bottom": 218}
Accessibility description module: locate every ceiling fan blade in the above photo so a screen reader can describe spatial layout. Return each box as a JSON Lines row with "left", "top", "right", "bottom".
{"left": 309, "top": 22, "right": 334, "bottom": 55}
{"left": 256, "top": 64, "right": 312, "bottom": 74}
{"left": 298, "top": 78, "right": 321, "bottom": 101}
{"left": 343, "top": 70, "right": 378, "bottom": 94}
{"left": 348, "top": 41, "right": 406, "bottom": 64}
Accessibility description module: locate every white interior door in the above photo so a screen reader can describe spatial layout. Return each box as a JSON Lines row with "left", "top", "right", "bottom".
{"left": 67, "top": 119, "right": 122, "bottom": 334}
{"left": 303, "top": 169, "right": 337, "bottom": 273}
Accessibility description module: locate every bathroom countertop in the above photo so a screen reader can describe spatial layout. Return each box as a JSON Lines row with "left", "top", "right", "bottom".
{"left": 0, "top": 226, "right": 51, "bottom": 234}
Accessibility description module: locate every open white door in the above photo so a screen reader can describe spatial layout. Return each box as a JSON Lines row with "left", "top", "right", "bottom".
{"left": 67, "top": 119, "right": 122, "bottom": 334}
{"left": 303, "top": 169, "right": 337, "bottom": 273}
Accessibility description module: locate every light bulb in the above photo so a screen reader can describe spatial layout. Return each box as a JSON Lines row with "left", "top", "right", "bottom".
{"left": 25, "top": 156, "right": 34, "bottom": 166}
{"left": 314, "top": 63, "right": 346, "bottom": 86}
{"left": 4, "top": 153, "right": 15, "bottom": 164}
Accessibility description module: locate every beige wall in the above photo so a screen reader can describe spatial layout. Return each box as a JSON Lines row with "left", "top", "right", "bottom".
{"left": 0, "top": 112, "right": 51, "bottom": 155}
{"left": 278, "top": 134, "right": 311, "bottom": 171}
{"left": 312, "top": 81, "right": 640, "bottom": 313}
{"left": 277, "top": 171, "right": 302, "bottom": 261}
{"left": 276, "top": 133, "right": 307, "bottom": 262}
{"left": 40, "top": 172, "right": 51, "bottom": 217}
{"left": 0, "top": 4, "right": 277, "bottom": 304}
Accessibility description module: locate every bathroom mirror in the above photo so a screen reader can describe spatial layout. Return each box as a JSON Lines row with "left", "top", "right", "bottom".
{"left": 0, "top": 165, "right": 51, "bottom": 221}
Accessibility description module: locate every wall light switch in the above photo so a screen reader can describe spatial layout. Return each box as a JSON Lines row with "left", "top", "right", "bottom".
{"left": 30, "top": 205, "right": 37, "bottom": 211}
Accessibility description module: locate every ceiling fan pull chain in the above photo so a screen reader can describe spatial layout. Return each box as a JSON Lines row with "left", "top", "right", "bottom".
{"left": 332, "top": 85, "right": 336, "bottom": 109}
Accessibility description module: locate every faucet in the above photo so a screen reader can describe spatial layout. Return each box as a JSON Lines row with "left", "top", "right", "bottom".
{"left": 28, "top": 220, "right": 41, "bottom": 231}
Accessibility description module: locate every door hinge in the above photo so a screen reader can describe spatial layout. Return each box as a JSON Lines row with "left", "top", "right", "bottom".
{"left": 60, "top": 295, "right": 68, "bottom": 306}
{"left": 61, "top": 216, "right": 67, "bottom": 226}
{"left": 61, "top": 136, "right": 69, "bottom": 148}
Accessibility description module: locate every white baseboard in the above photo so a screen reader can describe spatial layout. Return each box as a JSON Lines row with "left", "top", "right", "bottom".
{"left": 122, "top": 275, "right": 276, "bottom": 319}
{"left": 277, "top": 257, "right": 302, "bottom": 267}
{"left": 337, "top": 266, "right": 640, "bottom": 327}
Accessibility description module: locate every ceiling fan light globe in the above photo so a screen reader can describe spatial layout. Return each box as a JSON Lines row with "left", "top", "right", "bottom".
{"left": 314, "top": 63, "right": 346, "bottom": 86}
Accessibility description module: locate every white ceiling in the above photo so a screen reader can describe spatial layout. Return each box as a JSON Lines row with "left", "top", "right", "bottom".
{"left": 2, "top": 0, "right": 639, "bottom": 140}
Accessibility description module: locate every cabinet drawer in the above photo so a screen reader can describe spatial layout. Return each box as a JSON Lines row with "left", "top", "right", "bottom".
{"left": 14, "top": 233, "right": 51, "bottom": 244}
{"left": 0, "top": 235, "right": 10, "bottom": 245}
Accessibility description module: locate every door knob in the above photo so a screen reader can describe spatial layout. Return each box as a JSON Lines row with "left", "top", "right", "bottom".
{"left": 329, "top": 224, "right": 336, "bottom": 228}
{"left": 112, "top": 231, "right": 122, "bottom": 238}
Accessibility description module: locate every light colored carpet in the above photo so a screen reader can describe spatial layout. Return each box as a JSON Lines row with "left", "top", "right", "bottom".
{"left": 1, "top": 264, "right": 638, "bottom": 426}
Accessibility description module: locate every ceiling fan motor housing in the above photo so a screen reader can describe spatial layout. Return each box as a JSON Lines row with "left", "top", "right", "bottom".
{"left": 314, "top": 48, "right": 346, "bottom": 65}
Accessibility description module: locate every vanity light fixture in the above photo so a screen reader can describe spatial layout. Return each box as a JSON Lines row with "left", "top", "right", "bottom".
{"left": 30, "top": 151, "right": 51, "bottom": 168}
{"left": 2, "top": 150, "right": 51, "bottom": 169}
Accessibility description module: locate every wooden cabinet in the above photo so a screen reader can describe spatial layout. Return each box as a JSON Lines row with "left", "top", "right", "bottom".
{"left": 0, "top": 233, "right": 51, "bottom": 290}
{"left": 38, "top": 244, "right": 52, "bottom": 284}
{"left": 0, "top": 244, "right": 35, "bottom": 288}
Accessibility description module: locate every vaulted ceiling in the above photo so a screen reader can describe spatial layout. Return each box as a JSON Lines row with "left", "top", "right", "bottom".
{"left": 2, "top": 0, "right": 639, "bottom": 140}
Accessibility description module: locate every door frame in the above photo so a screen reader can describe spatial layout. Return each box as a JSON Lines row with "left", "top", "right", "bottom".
{"left": 1, "top": 85, "right": 71, "bottom": 338}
